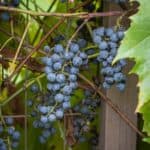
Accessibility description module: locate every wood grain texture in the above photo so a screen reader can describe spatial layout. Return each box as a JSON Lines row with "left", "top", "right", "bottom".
{"left": 99, "top": 2, "right": 137, "bottom": 150}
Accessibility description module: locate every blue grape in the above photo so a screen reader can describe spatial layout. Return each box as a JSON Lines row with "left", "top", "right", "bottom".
{"left": 116, "top": 83, "right": 125, "bottom": 91}
{"left": 98, "top": 41, "right": 108, "bottom": 49}
{"left": 0, "top": 12, "right": 10, "bottom": 21}
{"left": 38, "top": 106, "right": 48, "bottom": 114}
{"left": 53, "top": 62, "right": 62, "bottom": 70}
{"left": 62, "top": 102, "right": 71, "bottom": 110}
{"left": 44, "top": 45, "right": 51, "bottom": 53}
{"left": 103, "top": 82, "right": 111, "bottom": 89}
{"left": 110, "top": 33, "right": 118, "bottom": 42}
{"left": 27, "top": 99, "right": 33, "bottom": 107}
{"left": 39, "top": 136, "right": 46, "bottom": 144}
{"left": 62, "top": 85, "right": 72, "bottom": 95}
{"left": 31, "top": 84, "right": 39, "bottom": 93}
{"left": 47, "top": 73, "right": 56, "bottom": 82}
{"left": 54, "top": 93, "right": 64, "bottom": 103}
{"left": 54, "top": 44, "right": 64, "bottom": 53}
{"left": 0, "top": 125, "right": 3, "bottom": 133}
{"left": 5, "top": 117, "right": 14, "bottom": 126}
{"left": 56, "top": 74, "right": 66, "bottom": 83}
{"left": 55, "top": 109, "right": 64, "bottom": 119}
{"left": 12, "top": 131, "right": 20, "bottom": 140}
{"left": 99, "top": 50, "right": 109, "bottom": 59}
{"left": 105, "top": 28, "right": 114, "bottom": 36}
{"left": 69, "top": 74, "right": 77, "bottom": 82}
{"left": 7, "top": 127, "right": 14, "bottom": 135}
{"left": 73, "top": 56, "right": 83, "bottom": 67}
{"left": 114, "top": 72, "right": 124, "bottom": 82}
{"left": 12, "top": 0, "right": 20, "bottom": 6}
{"left": 48, "top": 114, "right": 56, "bottom": 122}
{"left": 93, "top": 35, "right": 101, "bottom": 44}
{"left": 11, "top": 142, "right": 19, "bottom": 148}
{"left": 51, "top": 54, "right": 60, "bottom": 62}
{"left": 70, "top": 43, "right": 79, "bottom": 53}
{"left": 77, "top": 39, "right": 87, "bottom": 48}
{"left": 70, "top": 67, "right": 79, "bottom": 74}
{"left": 40, "top": 116, "right": 48, "bottom": 123}
{"left": 64, "top": 52, "right": 74, "bottom": 60}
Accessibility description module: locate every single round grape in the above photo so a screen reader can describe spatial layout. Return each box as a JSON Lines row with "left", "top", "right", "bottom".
{"left": 62, "top": 102, "right": 71, "bottom": 110}
{"left": 105, "top": 28, "right": 114, "bottom": 36}
{"left": 77, "top": 39, "right": 87, "bottom": 48}
{"left": 12, "top": 131, "right": 20, "bottom": 140}
{"left": 69, "top": 74, "right": 77, "bottom": 82}
{"left": 103, "top": 82, "right": 111, "bottom": 89}
{"left": 42, "top": 129, "right": 51, "bottom": 138}
{"left": 0, "top": 12, "right": 10, "bottom": 21}
{"left": 116, "top": 83, "right": 125, "bottom": 91}
{"left": 70, "top": 67, "right": 79, "bottom": 74}
{"left": 44, "top": 45, "right": 51, "bottom": 53}
{"left": 54, "top": 93, "right": 64, "bottom": 103}
{"left": 51, "top": 54, "right": 60, "bottom": 62}
{"left": 47, "top": 73, "right": 56, "bottom": 82}
{"left": 7, "top": 127, "right": 14, "bottom": 135}
{"left": 62, "top": 85, "right": 72, "bottom": 95}
{"left": 40, "top": 116, "right": 48, "bottom": 123}
{"left": 5, "top": 117, "right": 14, "bottom": 126}
{"left": 53, "top": 62, "right": 62, "bottom": 71}
{"left": 48, "top": 114, "right": 56, "bottom": 122}
{"left": 98, "top": 41, "right": 108, "bottom": 50}
{"left": 70, "top": 43, "right": 79, "bottom": 53}
{"left": 114, "top": 72, "right": 124, "bottom": 82}
{"left": 55, "top": 109, "right": 64, "bottom": 119}
{"left": 39, "top": 136, "right": 46, "bottom": 144}
{"left": 93, "top": 35, "right": 101, "bottom": 44}
{"left": 56, "top": 74, "right": 66, "bottom": 83}
{"left": 38, "top": 106, "right": 48, "bottom": 114}
{"left": 64, "top": 52, "right": 74, "bottom": 60}
{"left": 54, "top": 44, "right": 64, "bottom": 53}
{"left": 11, "top": 141, "right": 19, "bottom": 148}
{"left": 72, "top": 56, "right": 83, "bottom": 67}
{"left": 30, "top": 84, "right": 39, "bottom": 93}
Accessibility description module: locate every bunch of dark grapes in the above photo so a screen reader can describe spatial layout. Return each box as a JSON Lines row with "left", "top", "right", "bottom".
{"left": 27, "top": 84, "right": 56, "bottom": 144}
{"left": 41, "top": 43, "right": 88, "bottom": 117}
{"left": 92, "top": 27, "right": 126, "bottom": 91}
{"left": 0, "top": 0, "right": 20, "bottom": 21}
{"left": 0, "top": 117, "right": 20, "bottom": 150}
{"left": 72, "top": 90, "right": 100, "bottom": 147}
{"left": 28, "top": 42, "right": 88, "bottom": 143}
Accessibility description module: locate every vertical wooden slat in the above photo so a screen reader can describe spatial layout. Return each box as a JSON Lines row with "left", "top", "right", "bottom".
{"left": 99, "top": 2, "right": 137, "bottom": 150}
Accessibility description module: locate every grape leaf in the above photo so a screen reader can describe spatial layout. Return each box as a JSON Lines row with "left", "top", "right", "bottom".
{"left": 114, "top": 0, "right": 150, "bottom": 139}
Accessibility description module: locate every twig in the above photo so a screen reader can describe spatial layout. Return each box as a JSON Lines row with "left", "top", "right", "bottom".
{"left": 66, "top": 18, "right": 89, "bottom": 52}
{"left": 78, "top": 73, "right": 146, "bottom": 138}
{"left": 0, "top": 6, "right": 123, "bottom": 18}
{"left": 7, "top": 19, "right": 64, "bottom": 81}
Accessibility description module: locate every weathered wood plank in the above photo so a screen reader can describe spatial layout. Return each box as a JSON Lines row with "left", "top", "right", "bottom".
{"left": 99, "top": 2, "right": 137, "bottom": 150}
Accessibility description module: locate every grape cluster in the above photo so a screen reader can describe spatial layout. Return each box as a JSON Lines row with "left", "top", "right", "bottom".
{"left": 0, "top": 0, "right": 20, "bottom": 21}
{"left": 27, "top": 84, "right": 56, "bottom": 144}
{"left": 72, "top": 90, "right": 100, "bottom": 145}
{"left": 92, "top": 27, "right": 126, "bottom": 91}
{"left": 28, "top": 42, "right": 88, "bottom": 143}
{"left": 0, "top": 117, "right": 20, "bottom": 150}
{"left": 41, "top": 43, "right": 88, "bottom": 117}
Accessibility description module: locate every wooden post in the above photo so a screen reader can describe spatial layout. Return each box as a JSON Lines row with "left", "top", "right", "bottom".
{"left": 99, "top": 2, "right": 137, "bottom": 150}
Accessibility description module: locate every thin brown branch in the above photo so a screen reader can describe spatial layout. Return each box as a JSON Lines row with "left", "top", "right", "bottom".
{"left": 0, "top": 6, "right": 123, "bottom": 18}
{"left": 78, "top": 73, "right": 145, "bottom": 138}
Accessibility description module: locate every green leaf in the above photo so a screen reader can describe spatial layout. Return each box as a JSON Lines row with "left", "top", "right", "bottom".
{"left": 114, "top": 0, "right": 150, "bottom": 140}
